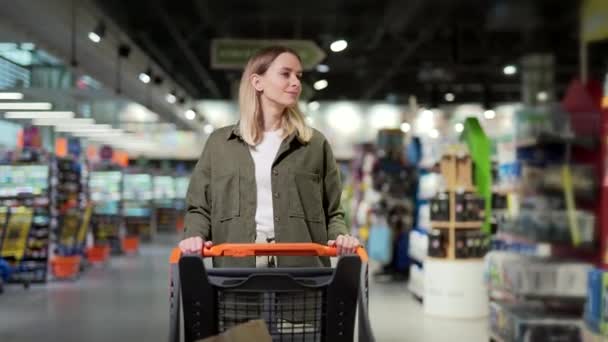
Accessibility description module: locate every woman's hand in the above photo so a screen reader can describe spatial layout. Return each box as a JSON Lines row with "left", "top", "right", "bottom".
{"left": 178, "top": 237, "right": 213, "bottom": 254}
{"left": 328, "top": 235, "right": 360, "bottom": 255}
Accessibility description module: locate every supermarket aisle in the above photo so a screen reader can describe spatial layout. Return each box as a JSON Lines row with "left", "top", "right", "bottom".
{"left": 0, "top": 236, "right": 487, "bottom": 341}
{"left": 368, "top": 281, "right": 488, "bottom": 341}
{"left": 0, "top": 237, "right": 175, "bottom": 342}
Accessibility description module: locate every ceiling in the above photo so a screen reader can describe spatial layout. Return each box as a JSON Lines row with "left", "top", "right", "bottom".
{"left": 94, "top": 0, "right": 605, "bottom": 105}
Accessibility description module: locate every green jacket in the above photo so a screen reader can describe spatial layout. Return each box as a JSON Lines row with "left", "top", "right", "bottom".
{"left": 184, "top": 124, "right": 348, "bottom": 267}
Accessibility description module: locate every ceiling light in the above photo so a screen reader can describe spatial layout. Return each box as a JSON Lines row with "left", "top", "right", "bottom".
{"left": 185, "top": 109, "right": 196, "bottom": 120}
{"left": 0, "top": 92, "right": 24, "bottom": 100}
{"left": 429, "top": 129, "right": 439, "bottom": 139}
{"left": 55, "top": 124, "right": 113, "bottom": 132}
{"left": 88, "top": 21, "right": 105, "bottom": 43}
{"left": 138, "top": 69, "right": 151, "bottom": 84}
{"left": 313, "top": 79, "right": 328, "bottom": 91}
{"left": 88, "top": 32, "right": 101, "bottom": 43}
{"left": 400, "top": 122, "right": 411, "bottom": 133}
{"left": 204, "top": 124, "right": 214, "bottom": 134}
{"left": 503, "top": 65, "right": 517, "bottom": 75}
{"left": 0, "top": 102, "right": 52, "bottom": 110}
{"left": 537, "top": 91, "right": 548, "bottom": 102}
{"left": 445, "top": 93, "right": 455, "bottom": 102}
{"left": 484, "top": 110, "right": 496, "bottom": 119}
{"left": 330, "top": 40, "right": 348, "bottom": 52}
{"left": 4, "top": 111, "right": 70, "bottom": 119}
{"left": 316, "top": 64, "right": 330, "bottom": 73}
{"left": 308, "top": 101, "right": 320, "bottom": 111}
{"left": 72, "top": 130, "right": 124, "bottom": 137}
{"left": 20, "top": 43, "right": 35, "bottom": 51}
{"left": 454, "top": 123, "right": 464, "bottom": 133}
{"left": 32, "top": 117, "right": 93, "bottom": 126}
{"left": 166, "top": 93, "right": 177, "bottom": 104}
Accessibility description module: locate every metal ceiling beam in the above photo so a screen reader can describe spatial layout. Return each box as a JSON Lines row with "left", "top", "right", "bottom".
{"left": 136, "top": 32, "right": 200, "bottom": 97}
{"left": 362, "top": 8, "right": 452, "bottom": 100}
{"left": 151, "top": 0, "right": 222, "bottom": 98}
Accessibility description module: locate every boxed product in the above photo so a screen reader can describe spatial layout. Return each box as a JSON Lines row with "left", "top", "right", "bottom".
{"left": 440, "top": 154, "right": 457, "bottom": 189}
{"left": 584, "top": 268, "right": 608, "bottom": 336}
{"left": 430, "top": 192, "right": 450, "bottom": 221}
{"left": 428, "top": 228, "right": 447, "bottom": 258}
{"left": 198, "top": 319, "right": 272, "bottom": 342}
{"left": 456, "top": 155, "right": 473, "bottom": 189}
{"left": 490, "top": 301, "right": 583, "bottom": 342}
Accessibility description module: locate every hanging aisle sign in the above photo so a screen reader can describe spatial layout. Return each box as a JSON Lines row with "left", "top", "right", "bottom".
{"left": 211, "top": 39, "right": 326, "bottom": 70}
{"left": 582, "top": 0, "right": 608, "bottom": 43}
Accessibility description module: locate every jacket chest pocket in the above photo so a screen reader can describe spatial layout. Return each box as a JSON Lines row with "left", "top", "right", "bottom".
{"left": 212, "top": 171, "right": 240, "bottom": 222}
{"left": 288, "top": 171, "right": 323, "bottom": 222}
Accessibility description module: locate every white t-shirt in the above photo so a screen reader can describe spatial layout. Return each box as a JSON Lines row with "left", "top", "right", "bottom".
{"left": 249, "top": 129, "right": 284, "bottom": 240}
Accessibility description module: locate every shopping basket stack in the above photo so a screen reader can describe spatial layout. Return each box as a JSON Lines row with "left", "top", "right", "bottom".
{"left": 169, "top": 243, "right": 374, "bottom": 342}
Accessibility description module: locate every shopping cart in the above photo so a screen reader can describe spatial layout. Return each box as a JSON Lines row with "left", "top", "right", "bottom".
{"left": 169, "top": 243, "right": 374, "bottom": 342}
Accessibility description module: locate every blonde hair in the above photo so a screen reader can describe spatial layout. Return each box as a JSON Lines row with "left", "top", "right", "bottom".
{"left": 238, "top": 46, "right": 313, "bottom": 146}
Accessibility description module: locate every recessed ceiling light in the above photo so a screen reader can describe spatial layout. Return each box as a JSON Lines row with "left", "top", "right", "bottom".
{"left": 316, "top": 64, "right": 330, "bottom": 73}
{"left": 0, "top": 92, "right": 24, "bottom": 100}
{"left": 454, "top": 123, "right": 464, "bottom": 133}
{"left": 503, "top": 65, "right": 517, "bottom": 75}
{"left": 330, "top": 40, "right": 348, "bottom": 52}
{"left": 313, "top": 79, "right": 328, "bottom": 90}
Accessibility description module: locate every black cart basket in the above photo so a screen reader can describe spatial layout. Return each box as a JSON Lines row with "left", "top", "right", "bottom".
{"left": 169, "top": 243, "right": 374, "bottom": 342}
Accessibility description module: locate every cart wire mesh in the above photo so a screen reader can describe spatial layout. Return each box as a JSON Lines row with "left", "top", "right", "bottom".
{"left": 217, "top": 289, "right": 325, "bottom": 342}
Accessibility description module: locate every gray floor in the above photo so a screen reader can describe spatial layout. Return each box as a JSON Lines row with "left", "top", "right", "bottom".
{"left": 0, "top": 235, "right": 488, "bottom": 341}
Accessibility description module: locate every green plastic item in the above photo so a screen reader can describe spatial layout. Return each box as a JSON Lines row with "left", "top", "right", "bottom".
{"left": 461, "top": 117, "right": 493, "bottom": 233}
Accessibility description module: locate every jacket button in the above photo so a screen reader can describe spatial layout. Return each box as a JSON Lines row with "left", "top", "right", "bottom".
{"left": 272, "top": 169, "right": 278, "bottom": 176}
{"left": 274, "top": 216, "right": 280, "bottom": 222}
{"left": 273, "top": 192, "right": 279, "bottom": 198}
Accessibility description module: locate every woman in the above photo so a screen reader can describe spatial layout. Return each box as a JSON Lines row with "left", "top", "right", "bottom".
{"left": 179, "top": 46, "right": 359, "bottom": 268}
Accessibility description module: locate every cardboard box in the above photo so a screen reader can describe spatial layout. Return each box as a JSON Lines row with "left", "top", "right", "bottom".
{"left": 440, "top": 155, "right": 456, "bottom": 189}
{"left": 198, "top": 320, "right": 272, "bottom": 342}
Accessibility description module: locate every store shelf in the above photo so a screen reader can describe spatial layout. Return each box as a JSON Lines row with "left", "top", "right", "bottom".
{"left": 431, "top": 221, "right": 483, "bottom": 229}
{"left": 516, "top": 133, "right": 597, "bottom": 149}
{"left": 489, "top": 286, "right": 586, "bottom": 304}
{"left": 493, "top": 232, "right": 597, "bottom": 260}
{"left": 427, "top": 256, "right": 485, "bottom": 262}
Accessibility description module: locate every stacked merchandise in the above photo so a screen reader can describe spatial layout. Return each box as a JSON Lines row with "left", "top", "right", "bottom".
{"left": 369, "top": 129, "right": 417, "bottom": 281}
{"left": 55, "top": 142, "right": 90, "bottom": 253}
{"left": 89, "top": 168, "right": 123, "bottom": 255}
{"left": 51, "top": 150, "right": 90, "bottom": 280}
{"left": 347, "top": 143, "right": 377, "bottom": 247}
{"left": 487, "top": 105, "right": 600, "bottom": 341}
{"left": 154, "top": 174, "right": 177, "bottom": 233}
{"left": 122, "top": 171, "right": 153, "bottom": 244}
{"left": 423, "top": 138, "right": 492, "bottom": 318}
{"left": 427, "top": 148, "right": 489, "bottom": 261}
{"left": 0, "top": 148, "right": 55, "bottom": 284}
{"left": 408, "top": 171, "right": 440, "bottom": 300}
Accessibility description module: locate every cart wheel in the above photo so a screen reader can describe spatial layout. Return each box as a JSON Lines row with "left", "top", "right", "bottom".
{"left": 23, "top": 281, "right": 30, "bottom": 290}
{"left": 0, "top": 282, "right": 4, "bottom": 294}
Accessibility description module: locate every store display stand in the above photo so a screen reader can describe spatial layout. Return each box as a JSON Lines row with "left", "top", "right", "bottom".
{"left": 424, "top": 188, "right": 488, "bottom": 318}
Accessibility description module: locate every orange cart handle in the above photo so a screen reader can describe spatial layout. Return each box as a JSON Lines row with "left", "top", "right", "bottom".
{"left": 170, "top": 243, "right": 368, "bottom": 264}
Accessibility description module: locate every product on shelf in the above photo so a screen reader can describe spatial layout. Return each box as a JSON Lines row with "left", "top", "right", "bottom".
{"left": 89, "top": 170, "right": 123, "bottom": 254}
{"left": 490, "top": 301, "right": 583, "bottom": 342}
{"left": 122, "top": 172, "right": 153, "bottom": 241}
